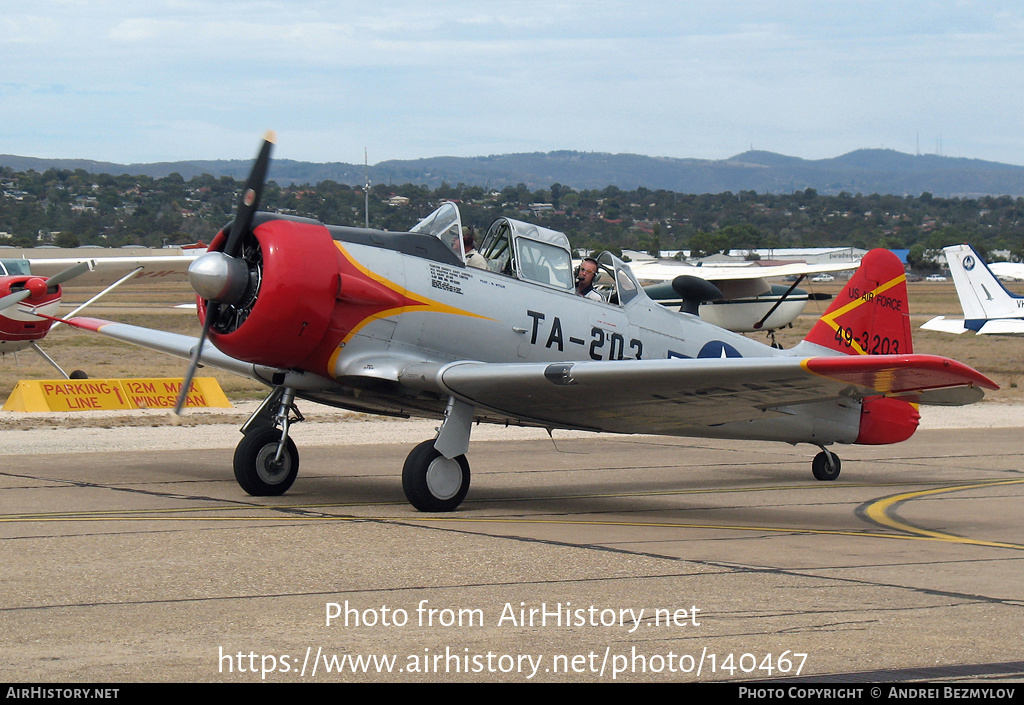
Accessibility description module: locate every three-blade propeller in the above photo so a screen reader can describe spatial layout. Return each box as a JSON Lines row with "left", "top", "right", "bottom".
{"left": 174, "top": 131, "right": 275, "bottom": 415}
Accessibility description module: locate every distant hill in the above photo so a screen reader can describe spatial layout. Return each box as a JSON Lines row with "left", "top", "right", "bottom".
{"left": 3, "top": 148, "right": 1024, "bottom": 197}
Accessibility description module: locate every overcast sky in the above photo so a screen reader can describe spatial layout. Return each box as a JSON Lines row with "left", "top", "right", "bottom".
{"left": 3, "top": 1, "right": 1024, "bottom": 167}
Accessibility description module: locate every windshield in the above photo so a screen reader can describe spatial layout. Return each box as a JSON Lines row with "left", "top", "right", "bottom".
{"left": 0, "top": 259, "right": 31, "bottom": 276}
{"left": 410, "top": 202, "right": 464, "bottom": 261}
{"left": 597, "top": 251, "right": 644, "bottom": 306}
{"left": 515, "top": 236, "right": 574, "bottom": 290}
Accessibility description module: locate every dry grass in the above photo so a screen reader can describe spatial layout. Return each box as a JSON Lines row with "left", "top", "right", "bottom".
{"left": 3, "top": 279, "right": 1024, "bottom": 412}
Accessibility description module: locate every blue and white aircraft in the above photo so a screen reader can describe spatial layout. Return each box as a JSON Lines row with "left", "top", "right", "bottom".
{"left": 922, "top": 243, "right": 1024, "bottom": 336}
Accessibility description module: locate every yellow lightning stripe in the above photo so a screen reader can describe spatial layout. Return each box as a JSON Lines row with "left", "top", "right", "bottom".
{"left": 327, "top": 241, "right": 494, "bottom": 372}
{"left": 817, "top": 272, "right": 907, "bottom": 355}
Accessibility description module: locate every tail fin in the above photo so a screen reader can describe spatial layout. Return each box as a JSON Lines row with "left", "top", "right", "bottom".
{"left": 804, "top": 248, "right": 912, "bottom": 355}
{"left": 945, "top": 243, "right": 1024, "bottom": 327}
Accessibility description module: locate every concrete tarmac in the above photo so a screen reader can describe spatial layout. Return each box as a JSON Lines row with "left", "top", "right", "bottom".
{"left": 1, "top": 425, "right": 1023, "bottom": 683}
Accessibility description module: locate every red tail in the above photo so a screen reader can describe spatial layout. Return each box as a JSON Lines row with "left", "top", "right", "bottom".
{"left": 804, "top": 249, "right": 912, "bottom": 356}
{"left": 804, "top": 249, "right": 917, "bottom": 444}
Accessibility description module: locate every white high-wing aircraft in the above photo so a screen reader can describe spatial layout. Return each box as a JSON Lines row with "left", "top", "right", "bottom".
{"left": 0, "top": 251, "right": 200, "bottom": 376}
{"left": 921, "top": 244, "right": 1024, "bottom": 336}
{"left": 628, "top": 259, "right": 856, "bottom": 333}
{"left": 62, "top": 135, "right": 996, "bottom": 512}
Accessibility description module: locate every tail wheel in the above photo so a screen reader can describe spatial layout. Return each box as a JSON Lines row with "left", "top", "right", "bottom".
{"left": 233, "top": 427, "right": 299, "bottom": 496}
{"left": 812, "top": 451, "right": 841, "bottom": 481}
{"left": 402, "top": 439, "right": 470, "bottom": 512}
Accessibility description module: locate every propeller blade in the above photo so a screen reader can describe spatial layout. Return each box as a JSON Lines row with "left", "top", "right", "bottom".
{"left": 0, "top": 289, "right": 31, "bottom": 313}
{"left": 45, "top": 261, "right": 94, "bottom": 287}
{"left": 173, "top": 303, "right": 218, "bottom": 415}
{"left": 224, "top": 131, "right": 276, "bottom": 257}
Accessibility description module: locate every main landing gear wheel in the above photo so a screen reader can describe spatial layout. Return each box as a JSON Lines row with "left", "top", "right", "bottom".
{"left": 402, "top": 439, "right": 470, "bottom": 512}
{"left": 233, "top": 427, "right": 299, "bottom": 496}
{"left": 812, "top": 450, "right": 841, "bottom": 481}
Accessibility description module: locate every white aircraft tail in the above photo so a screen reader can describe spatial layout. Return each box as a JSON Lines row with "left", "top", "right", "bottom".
{"left": 943, "top": 244, "right": 1024, "bottom": 334}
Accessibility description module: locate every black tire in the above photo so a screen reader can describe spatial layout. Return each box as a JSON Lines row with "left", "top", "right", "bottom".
{"left": 69, "top": 370, "right": 88, "bottom": 379}
{"left": 402, "top": 439, "right": 470, "bottom": 512}
{"left": 233, "top": 427, "right": 299, "bottom": 496}
{"left": 812, "top": 450, "right": 841, "bottom": 481}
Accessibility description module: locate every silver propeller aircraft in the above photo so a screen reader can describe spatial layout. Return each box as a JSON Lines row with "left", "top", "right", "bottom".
{"left": 64, "top": 134, "right": 997, "bottom": 512}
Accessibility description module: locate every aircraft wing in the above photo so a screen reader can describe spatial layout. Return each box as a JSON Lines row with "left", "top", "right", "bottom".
{"left": 988, "top": 261, "right": 1024, "bottom": 282}
{"left": 26, "top": 254, "right": 200, "bottom": 287}
{"left": 63, "top": 317, "right": 996, "bottom": 434}
{"left": 64, "top": 317, "right": 258, "bottom": 378}
{"left": 631, "top": 260, "right": 857, "bottom": 300}
{"left": 433, "top": 354, "right": 995, "bottom": 434}
{"left": 629, "top": 260, "right": 857, "bottom": 283}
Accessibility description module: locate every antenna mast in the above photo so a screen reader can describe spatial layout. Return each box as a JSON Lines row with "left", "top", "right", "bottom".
{"left": 364, "top": 148, "right": 370, "bottom": 229}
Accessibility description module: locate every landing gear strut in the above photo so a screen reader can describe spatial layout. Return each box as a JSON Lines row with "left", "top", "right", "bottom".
{"left": 233, "top": 387, "right": 303, "bottom": 496}
{"left": 812, "top": 446, "right": 841, "bottom": 481}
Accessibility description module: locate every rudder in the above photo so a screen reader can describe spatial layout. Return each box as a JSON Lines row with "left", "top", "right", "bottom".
{"left": 804, "top": 248, "right": 912, "bottom": 355}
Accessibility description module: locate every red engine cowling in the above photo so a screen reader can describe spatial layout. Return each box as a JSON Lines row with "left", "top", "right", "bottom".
{"left": 201, "top": 217, "right": 341, "bottom": 370}
{"left": 0, "top": 276, "right": 61, "bottom": 344}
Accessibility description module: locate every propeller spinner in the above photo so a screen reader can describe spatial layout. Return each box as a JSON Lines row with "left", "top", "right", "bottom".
{"left": 175, "top": 131, "right": 275, "bottom": 414}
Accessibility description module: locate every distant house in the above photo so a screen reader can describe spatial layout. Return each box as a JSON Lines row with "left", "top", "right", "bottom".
{"left": 388, "top": 196, "right": 410, "bottom": 207}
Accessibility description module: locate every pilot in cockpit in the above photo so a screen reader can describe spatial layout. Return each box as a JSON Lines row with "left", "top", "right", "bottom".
{"left": 461, "top": 227, "right": 487, "bottom": 269}
{"left": 575, "top": 257, "right": 604, "bottom": 301}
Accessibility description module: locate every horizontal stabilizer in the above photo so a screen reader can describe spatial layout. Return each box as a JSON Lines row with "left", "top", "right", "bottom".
{"left": 802, "top": 354, "right": 997, "bottom": 405}
{"left": 976, "top": 319, "right": 1024, "bottom": 335}
{"left": 920, "top": 316, "right": 968, "bottom": 335}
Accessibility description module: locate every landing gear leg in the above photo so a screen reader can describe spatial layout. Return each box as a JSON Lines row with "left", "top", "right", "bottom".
{"left": 812, "top": 446, "right": 841, "bottom": 481}
{"left": 402, "top": 397, "right": 473, "bottom": 512}
{"left": 30, "top": 342, "right": 84, "bottom": 379}
{"left": 233, "top": 387, "right": 304, "bottom": 496}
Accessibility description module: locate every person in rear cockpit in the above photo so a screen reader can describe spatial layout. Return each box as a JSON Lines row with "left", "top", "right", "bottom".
{"left": 462, "top": 227, "right": 487, "bottom": 269}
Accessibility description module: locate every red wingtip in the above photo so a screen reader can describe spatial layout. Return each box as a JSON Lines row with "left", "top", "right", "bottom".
{"left": 63, "top": 316, "right": 114, "bottom": 332}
